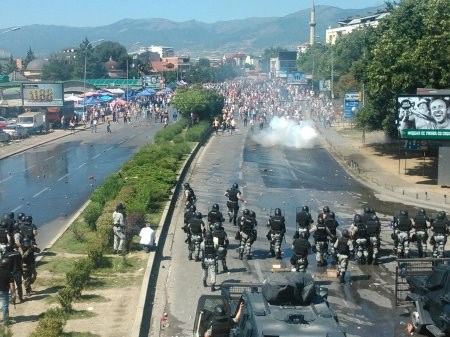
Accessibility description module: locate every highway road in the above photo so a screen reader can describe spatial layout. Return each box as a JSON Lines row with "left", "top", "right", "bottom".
{"left": 147, "top": 121, "right": 417, "bottom": 337}
{"left": 0, "top": 119, "right": 163, "bottom": 249}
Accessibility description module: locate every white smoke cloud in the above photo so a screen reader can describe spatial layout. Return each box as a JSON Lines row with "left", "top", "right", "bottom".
{"left": 251, "top": 116, "right": 319, "bottom": 149}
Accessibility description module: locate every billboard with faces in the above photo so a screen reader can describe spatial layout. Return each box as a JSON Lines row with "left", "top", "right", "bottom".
{"left": 396, "top": 95, "right": 450, "bottom": 139}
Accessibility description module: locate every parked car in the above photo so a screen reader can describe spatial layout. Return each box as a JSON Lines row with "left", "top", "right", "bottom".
{"left": 0, "top": 116, "right": 12, "bottom": 129}
{"left": 2, "top": 124, "right": 29, "bottom": 139}
{"left": 0, "top": 130, "right": 10, "bottom": 142}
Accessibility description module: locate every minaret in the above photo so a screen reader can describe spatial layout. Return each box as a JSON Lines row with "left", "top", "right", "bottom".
{"left": 309, "top": 0, "right": 316, "bottom": 45}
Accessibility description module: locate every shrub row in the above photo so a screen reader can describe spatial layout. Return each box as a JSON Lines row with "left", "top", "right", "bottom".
{"left": 185, "top": 121, "right": 211, "bottom": 142}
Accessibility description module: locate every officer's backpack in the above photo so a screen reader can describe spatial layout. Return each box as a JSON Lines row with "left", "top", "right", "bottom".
{"left": 20, "top": 224, "right": 34, "bottom": 240}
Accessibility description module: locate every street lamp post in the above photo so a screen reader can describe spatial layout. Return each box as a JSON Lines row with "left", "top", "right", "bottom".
{"left": 126, "top": 42, "right": 140, "bottom": 111}
{"left": 83, "top": 39, "right": 104, "bottom": 117}
{"left": 0, "top": 27, "right": 20, "bottom": 36}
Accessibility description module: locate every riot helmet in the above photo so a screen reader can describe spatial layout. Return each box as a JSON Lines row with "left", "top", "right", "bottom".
{"left": 24, "top": 215, "right": 33, "bottom": 224}
{"left": 195, "top": 212, "right": 203, "bottom": 219}
{"left": 214, "top": 304, "right": 227, "bottom": 317}
{"left": 183, "top": 182, "right": 190, "bottom": 189}
{"left": 302, "top": 205, "right": 309, "bottom": 213}
{"left": 212, "top": 203, "right": 219, "bottom": 211}
{"left": 342, "top": 229, "right": 349, "bottom": 238}
{"left": 190, "top": 205, "right": 197, "bottom": 212}
{"left": 299, "top": 231, "right": 308, "bottom": 239}
{"left": 17, "top": 213, "right": 25, "bottom": 221}
{"left": 328, "top": 212, "right": 335, "bottom": 219}
{"left": 250, "top": 211, "right": 256, "bottom": 218}
{"left": 437, "top": 211, "right": 446, "bottom": 220}
{"left": 418, "top": 208, "right": 426, "bottom": 215}
{"left": 0, "top": 258, "right": 10, "bottom": 269}
{"left": 400, "top": 210, "right": 408, "bottom": 217}
{"left": 369, "top": 208, "right": 376, "bottom": 214}
{"left": 323, "top": 206, "right": 330, "bottom": 213}
{"left": 363, "top": 207, "right": 371, "bottom": 214}
{"left": 354, "top": 214, "right": 362, "bottom": 224}
{"left": 274, "top": 208, "right": 282, "bottom": 216}
{"left": 232, "top": 183, "right": 238, "bottom": 189}
{"left": 214, "top": 222, "right": 222, "bottom": 231}
{"left": 243, "top": 209, "right": 250, "bottom": 216}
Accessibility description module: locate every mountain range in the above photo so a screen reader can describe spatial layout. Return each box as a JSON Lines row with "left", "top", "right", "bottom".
{"left": 0, "top": 5, "right": 384, "bottom": 58}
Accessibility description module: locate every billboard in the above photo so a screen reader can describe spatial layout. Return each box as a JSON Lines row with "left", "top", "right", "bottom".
{"left": 276, "top": 70, "right": 288, "bottom": 78}
{"left": 143, "top": 75, "right": 162, "bottom": 89}
{"left": 22, "top": 82, "right": 64, "bottom": 107}
{"left": 319, "top": 80, "right": 331, "bottom": 92}
{"left": 343, "top": 91, "right": 361, "bottom": 119}
{"left": 287, "top": 72, "right": 307, "bottom": 85}
{"left": 396, "top": 95, "right": 450, "bottom": 140}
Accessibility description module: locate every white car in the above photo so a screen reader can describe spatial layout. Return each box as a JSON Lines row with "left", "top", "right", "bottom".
{"left": 0, "top": 130, "right": 10, "bottom": 142}
{"left": 2, "top": 124, "right": 28, "bottom": 139}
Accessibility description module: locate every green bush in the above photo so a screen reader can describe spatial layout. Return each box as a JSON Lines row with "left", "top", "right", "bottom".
{"left": 87, "top": 239, "right": 105, "bottom": 268}
{"left": 29, "top": 315, "right": 65, "bottom": 337}
{"left": 173, "top": 134, "right": 185, "bottom": 143}
{"left": 90, "top": 174, "right": 123, "bottom": 206}
{"left": 95, "top": 213, "right": 114, "bottom": 248}
{"left": 154, "top": 119, "right": 186, "bottom": 144}
{"left": 185, "top": 121, "right": 210, "bottom": 142}
{"left": 83, "top": 202, "right": 102, "bottom": 231}
{"left": 0, "top": 326, "right": 12, "bottom": 337}
{"left": 66, "top": 259, "right": 92, "bottom": 299}
{"left": 56, "top": 287, "right": 75, "bottom": 313}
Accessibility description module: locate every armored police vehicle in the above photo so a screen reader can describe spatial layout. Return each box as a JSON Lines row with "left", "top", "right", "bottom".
{"left": 193, "top": 272, "right": 346, "bottom": 337}
{"left": 406, "top": 264, "right": 450, "bottom": 336}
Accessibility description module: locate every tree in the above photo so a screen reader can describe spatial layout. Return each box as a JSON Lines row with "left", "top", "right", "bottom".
{"left": 24, "top": 47, "right": 36, "bottom": 68}
{"left": 198, "top": 58, "right": 210, "bottom": 68}
{"left": 93, "top": 41, "right": 128, "bottom": 69}
{"left": 42, "top": 57, "right": 74, "bottom": 81}
{"left": 361, "top": 0, "right": 450, "bottom": 136}
{"left": 5, "top": 55, "right": 17, "bottom": 74}
{"left": 72, "top": 38, "right": 106, "bottom": 79}
{"left": 171, "top": 87, "right": 224, "bottom": 119}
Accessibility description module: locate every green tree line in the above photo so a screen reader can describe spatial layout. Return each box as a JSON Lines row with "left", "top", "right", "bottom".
{"left": 297, "top": 0, "right": 450, "bottom": 136}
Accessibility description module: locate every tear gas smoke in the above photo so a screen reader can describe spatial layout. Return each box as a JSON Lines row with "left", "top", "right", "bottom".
{"left": 251, "top": 117, "right": 319, "bottom": 149}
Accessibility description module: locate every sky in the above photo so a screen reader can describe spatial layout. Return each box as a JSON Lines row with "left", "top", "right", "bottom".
{"left": 0, "top": 0, "right": 385, "bottom": 28}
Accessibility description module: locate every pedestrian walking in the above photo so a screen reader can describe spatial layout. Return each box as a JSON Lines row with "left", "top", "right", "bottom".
{"left": 112, "top": 203, "right": 126, "bottom": 255}
{"left": 0, "top": 257, "right": 15, "bottom": 325}
{"left": 107, "top": 120, "right": 111, "bottom": 133}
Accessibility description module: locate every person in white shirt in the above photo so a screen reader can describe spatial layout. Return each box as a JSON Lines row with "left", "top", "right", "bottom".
{"left": 139, "top": 223, "right": 156, "bottom": 252}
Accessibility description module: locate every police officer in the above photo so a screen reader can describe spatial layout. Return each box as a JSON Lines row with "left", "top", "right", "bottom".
{"left": 318, "top": 206, "right": 331, "bottom": 223}
{"left": 184, "top": 182, "right": 196, "bottom": 209}
{"left": 311, "top": 218, "right": 330, "bottom": 267}
{"left": 1, "top": 213, "right": 14, "bottom": 246}
{"left": 413, "top": 208, "right": 430, "bottom": 258}
{"left": 294, "top": 205, "right": 313, "bottom": 239}
{"left": 5, "top": 244, "right": 23, "bottom": 303}
{"left": 365, "top": 212, "right": 381, "bottom": 264}
{"left": 212, "top": 222, "right": 229, "bottom": 273}
{"left": 112, "top": 203, "right": 126, "bottom": 255}
{"left": 208, "top": 204, "right": 225, "bottom": 231}
{"left": 267, "top": 208, "right": 286, "bottom": 259}
{"left": 183, "top": 205, "right": 197, "bottom": 244}
{"left": 0, "top": 216, "right": 11, "bottom": 254}
{"left": 395, "top": 210, "right": 412, "bottom": 258}
{"left": 350, "top": 214, "right": 369, "bottom": 264}
{"left": 0, "top": 257, "right": 15, "bottom": 324}
{"left": 224, "top": 183, "right": 247, "bottom": 226}
{"left": 324, "top": 212, "right": 339, "bottom": 263}
{"left": 201, "top": 231, "right": 218, "bottom": 292}
{"left": 188, "top": 212, "right": 205, "bottom": 261}
{"left": 204, "top": 302, "right": 244, "bottom": 337}
{"left": 15, "top": 215, "right": 38, "bottom": 247}
{"left": 22, "top": 238, "right": 38, "bottom": 297}
{"left": 334, "top": 230, "right": 352, "bottom": 283}
{"left": 291, "top": 231, "right": 311, "bottom": 272}
{"left": 239, "top": 209, "right": 256, "bottom": 260}
{"left": 249, "top": 211, "right": 258, "bottom": 247}
{"left": 430, "top": 211, "right": 449, "bottom": 258}
{"left": 361, "top": 207, "right": 373, "bottom": 224}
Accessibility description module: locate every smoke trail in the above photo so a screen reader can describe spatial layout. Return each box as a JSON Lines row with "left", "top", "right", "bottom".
{"left": 251, "top": 116, "right": 319, "bottom": 149}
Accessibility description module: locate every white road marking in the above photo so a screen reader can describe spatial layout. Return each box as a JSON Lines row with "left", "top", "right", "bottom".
{"left": 12, "top": 205, "right": 23, "bottom": 212}
{"left": 33, "top": 187, "right": 49, "bottom": 198}
{"left": 45, "top": 155, "right": 55, "bottom": 161}
{"left": 118, "top": 140, "right": 126, "bottom": 145}
{"left": 129, "top": 135, "right": 136, "bottom": 139}
{"left": 92, "top": 153, "right": 102, "bottom": 159}
{"left": 24, "top": 165, "right": 36, "bottom": 171}
{"left": 57, "top": 173, "right": 70, "bottom": 182}
{"left": 0, "top": 176, "right": 12, "bottom": 184}
{"left": 76, "top": 162, "right": 87, "bottom": 169}
{"left": 105, "top": 146, "right": 114, "bottom": 152}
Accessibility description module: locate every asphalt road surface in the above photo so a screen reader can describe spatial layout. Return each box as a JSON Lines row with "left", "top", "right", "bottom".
{"left": 0, "top": 118, "right": 163, "bottom": 249}
{"left": 148, "top": 121, "right": 422, "bottom": 337}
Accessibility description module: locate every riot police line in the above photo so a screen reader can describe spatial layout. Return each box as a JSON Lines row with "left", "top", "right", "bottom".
{"left": 182, "top": 182, "right": 449, "bottom": 289}
{"left": 0, "top": 211, "right": 39, "bottom": 317}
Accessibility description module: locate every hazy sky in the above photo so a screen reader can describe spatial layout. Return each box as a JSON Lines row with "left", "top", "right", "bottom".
{"left": 0, "top": 0, "right": 384, "bottom": 28}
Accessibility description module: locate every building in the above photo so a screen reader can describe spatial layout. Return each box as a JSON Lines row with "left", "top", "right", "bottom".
{"left": 54, "top": 47, "right": 78, "bottom": 64}
{"left": 326, "top": 9, "right": 389, "bottom": 44}
{"left": 223, "top": 52, "right": 246, "bottom": 68}
{"left": 270, "top": 51, "right": 298, "bottom": 78}
{"left": 297, "top": 44, "right": 309, "bottom": 55}
{"left": 23, "top": 58, "right": 49, "bottom": 81}
{"left": 104, "top": 57, "right": 126, "bottom": 79}
{"left": 309, "top": 0, "right": 316, "bottom": 45}
{"left": 137, "top": 45, "right": 174, "bottom": 58}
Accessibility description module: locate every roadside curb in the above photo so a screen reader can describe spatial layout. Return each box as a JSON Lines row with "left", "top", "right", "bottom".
{"left": 316, "top": 125, "right": 450, "bottom": 212}
{"left": 131, "top": 128, "right": 212, "bottom": 337}
{"left": 0, "top": 128, "right": 85, "bottom": 161}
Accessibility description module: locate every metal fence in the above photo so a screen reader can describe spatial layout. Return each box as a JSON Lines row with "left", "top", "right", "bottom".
{"left": 394, "top": 257, "right": 450, "bottom": 306}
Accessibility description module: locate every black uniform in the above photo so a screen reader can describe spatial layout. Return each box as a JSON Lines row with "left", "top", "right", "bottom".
{"left": 188, "top": 218, "right": 204, "bottom": 261}
{"left": 5, "top": 248, "right": 23, "bottom": 301}
{"left": 226, "top": 188, "right": 241, "bottom": 226}
{"left": 268, "top": 215, "right": 286, "bottom": 259}
{"left": 294, "top": 211, "right": 313, "bottom": 238}
{"left": 22, "top": 246, "right": 37, "bottom": 296}
{"left": 239, "top": 216, "right": 256, "bottom": 259}
{"left": 208, "top": 210, "right": 225, "bottom": 227}
{"left": 212, "top": 227, "right": 229, "bottom": 272}
{"left": 291, "top": 237, "right": 310, "bottom": 271}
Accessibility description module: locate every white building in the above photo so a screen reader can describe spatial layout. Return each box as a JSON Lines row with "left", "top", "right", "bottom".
{"left": 137, "top": 45, "right": 174, "bottom": 58}
{"left": 326, "top": 10, "right": 389, "bottom": 44}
